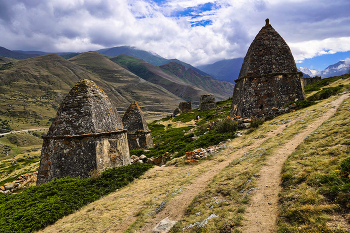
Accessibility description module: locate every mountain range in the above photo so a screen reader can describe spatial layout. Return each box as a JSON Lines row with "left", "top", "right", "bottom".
{"left": 299, "top": 59, "right": 350, "bottom": 78}
{"left": 196, "top": 58, "right": 244, "bottom": 83}
{"left": 0, "top": 48, "right": 235, "bottom": 128}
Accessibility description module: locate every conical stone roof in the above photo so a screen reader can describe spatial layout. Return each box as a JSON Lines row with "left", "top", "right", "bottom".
{"left": 47, "top": 79, "right": 124, "bottom": 137}
{"left": 122, "top": 101, "right": 150, "bottom": 134}
{"left": 238, "top": 19, "right": 298, "bottom": 79}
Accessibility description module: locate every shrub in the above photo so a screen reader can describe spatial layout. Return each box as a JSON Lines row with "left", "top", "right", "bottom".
{"left": 307, "top": 86, "right": 343, "bottom": 101}
{"left": 304, "top": 75, "right": 346, "bottom": 93}
{"left": 340, "top": 156, "right": 350, "bottom": 178}
{"left": 0, "top": 163, "right": 152, "bottom": 233}
{"left": 250, "top": 117, "right": 264, "bottom": 128}
{"left": 215, "top": 119, "right": 238, "bottom": 133}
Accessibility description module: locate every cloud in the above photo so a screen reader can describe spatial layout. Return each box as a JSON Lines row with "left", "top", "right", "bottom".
{"left": 0, "top": 0, "right": 349, "bottom": 66}
{"left": 345, "top": 58, "right": 350, "bottom": 65}
{"left": 290, "top": 37, "right": 350, "bottom": 62}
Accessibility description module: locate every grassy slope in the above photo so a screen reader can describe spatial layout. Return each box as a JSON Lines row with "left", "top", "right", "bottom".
{"left": 111, "top": 55, "right": 209, "bottom": 103}
{"left": 0, "top": 52, "right": 184, "bottom": 132}
{"left": 160, "top": 62, "right": 235, "bottom": 100}
{"left": 0, "top": 54, "right": 93, "bottom": 131}
{"left": 69, "top": 52, "right": 183, "bottom": 116}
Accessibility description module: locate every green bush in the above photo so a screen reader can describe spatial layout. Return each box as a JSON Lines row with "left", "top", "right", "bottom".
{"left": 250, "top": 118, "right": 264, "bottom": 128}
{"left": 0, "top": 119, "right": 12, "bottom": 133}
{"left": 215, "top": 119, "right": 238, "bottom": 133}
{"left": 304, "top": 75, "right": 346, "bottom": 93}
{"left": 307, "top": 86, "right": 343, "bottom": 101}
{"left": 0, "top": 163, "right": 152, "bottom": 233}
{"left": 340, "top": 156, "right": 350, "bottom": 177}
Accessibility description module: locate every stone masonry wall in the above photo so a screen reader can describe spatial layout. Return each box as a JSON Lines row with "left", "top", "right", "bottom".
{"left": 199, "top": 94, "right": 216, "bottom": 111}
{"left": 302, "top": 76, "right": 321, "bottom": 87}
{"left": 122, "top": 102, "right": 154, "bottom": 150}
{"left": 179, "top": 102, "right": 192, "bottom": 113}
{"left": 37, "top": 131, "right": 129, "bottom": 184}
{"left": 230, "top": 72, "right": 305, "bottom": 118}
{"left": 37, "top": 79, "right": 130, "bottom": 185}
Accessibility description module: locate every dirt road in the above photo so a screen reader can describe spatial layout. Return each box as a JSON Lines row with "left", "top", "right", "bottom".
{"left": 138, "top": 94, "right": 349, "bottom": 232}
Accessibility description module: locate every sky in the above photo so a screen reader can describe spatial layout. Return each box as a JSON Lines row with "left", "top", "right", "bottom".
{"left": 0, "top": 0, "right": 350, "bottom": 70}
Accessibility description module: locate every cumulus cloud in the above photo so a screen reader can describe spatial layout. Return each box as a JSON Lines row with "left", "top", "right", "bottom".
{"left": 0, "top": 0, "right": 349, "bottom": 66}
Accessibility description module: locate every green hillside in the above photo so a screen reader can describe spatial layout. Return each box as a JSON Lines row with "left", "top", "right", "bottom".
{"left": 68, "top": 52, "right": 183, "bottom": 115}
{"left": 0, "top": 52, "right": 184, "bottom": 132}
{"left": 112, "top": 55, "right": 234, "bottom": 104}
{"left": 111, "top": 55, "right": 209, "bottom": 103}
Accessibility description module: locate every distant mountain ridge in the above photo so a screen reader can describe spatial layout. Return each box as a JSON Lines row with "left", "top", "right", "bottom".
{"left": 97, "top": 46, "right": 208, "bottom": 76}
{"left": 112, "top": 55, "right": 234, "bottom": 104}
{"left": 0, "top": 52, "right": 184, "bottom": 127}
{"left": 196, "top": 58, "right": 244, "bottom": 83}
{"left": 1, "top": 45, "right": 348, "bottom": 82}
{"left": 299, "top": 59, "right": 350, "bottom": 78}
{"left": 0, "top": 46, "right": 40, "bottom": 59}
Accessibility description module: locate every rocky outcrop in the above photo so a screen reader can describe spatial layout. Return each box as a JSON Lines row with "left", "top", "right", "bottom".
{"left": 37, "top": 79, "right": 130, "bottom": 185}
{"left": 0, "top": 172, "right": 37, "bottom": 193}
{"left": 230, "top": 19, "right": 305, "bottom": 119}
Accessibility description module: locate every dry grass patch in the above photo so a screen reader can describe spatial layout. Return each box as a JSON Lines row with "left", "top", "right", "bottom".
{"left": 279, "top": 96, "right": 350, "bottom": 232}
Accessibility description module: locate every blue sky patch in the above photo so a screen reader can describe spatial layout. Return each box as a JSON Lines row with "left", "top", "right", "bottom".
{"left": 174, "top": 2, "right": 218, "bottom": 17}
{"left": 149, "top": 0, "right": 168, "bottom": 5}
{"left": 191, "top": 19, "right": 213, "bottom": 27}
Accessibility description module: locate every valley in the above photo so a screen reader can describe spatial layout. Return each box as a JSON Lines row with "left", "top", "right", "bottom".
{"left": 0, "top": 73, "right": 349, "bottom": 232}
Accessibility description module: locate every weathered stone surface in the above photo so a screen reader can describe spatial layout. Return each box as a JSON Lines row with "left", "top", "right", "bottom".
{"left": 179, "top": 102, "right": 192, "bottom": 113}
{"left": 230, "top": 19, "right": 305, "bottom": 119}
{"left": 37, "top": 79, "right": 130, "bottom": 185}
{"left": 122, "top": 101, "right": 154, "bottom": 150}
{"left": 153, "top": 217, "right": 177, "bottom": 233}
{"left": 199, "top": 94, "right": 216, "bottom": 111}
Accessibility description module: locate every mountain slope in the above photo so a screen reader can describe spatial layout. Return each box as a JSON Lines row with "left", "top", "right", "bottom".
{"left": 68, "top": 52, "right": 183, "bottom": 115}
{"left": 112, "top": 55, "right": 234, "bottom": 104}
{"left": 0, "top": 46, "right": 41, "bottom": 60}
{"left": 98, "top": 46, "right": 210, "bottom": 76}
{"left": 160, "top": 62, "right": 234, "bottom": 101}
{"left": 196, "top": 58, "right": 244, "bottom": 83}
{"left": 322, "top": 60, "right": 350, "bottom": 77}
{"left": 0, "top": 56, "right": 15, "bottom": 65}
{"left": 0, "top": 53, "right": 182, "bottom": 130}
{"left": 0, "top": 54, "right": 94, "bottom": 129}
{"left": 97, "top": 46, "right": 168, "bottom": 66}
{"left": 111, "top": 55, "right": 213, "bottom": 104}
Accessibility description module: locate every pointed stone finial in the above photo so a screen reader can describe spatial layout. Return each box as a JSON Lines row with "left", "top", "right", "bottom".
{"left": 265, "top": 18, "right": 269, "bottom": 25}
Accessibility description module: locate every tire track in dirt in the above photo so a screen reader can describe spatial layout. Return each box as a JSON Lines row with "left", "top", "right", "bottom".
{"left": 240, "top": 94, "right": 349, "bottom": 233}
{"left": 134, "top": 110, "right": 314, "bottom": 232}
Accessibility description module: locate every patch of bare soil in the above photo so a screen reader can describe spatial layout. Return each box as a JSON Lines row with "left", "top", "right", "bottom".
{"left": 239, "top": 94, "right": 349, "bottom": 233}
{"left": 136, "top": 111, "right": 312, "bottom": 232}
